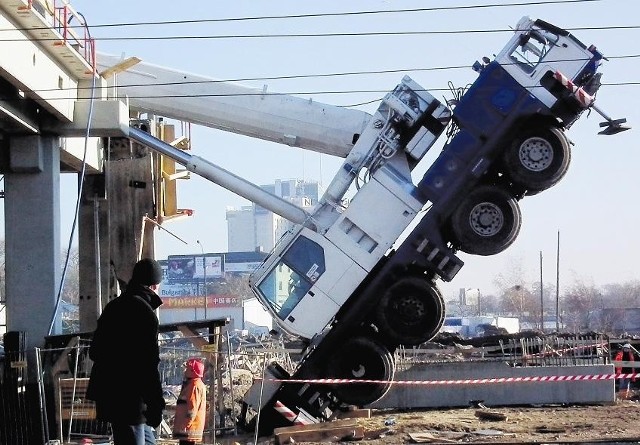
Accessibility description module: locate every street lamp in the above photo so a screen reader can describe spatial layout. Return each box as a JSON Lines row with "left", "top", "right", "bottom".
{"left": 196, "top": 240, "right": 208, "bottom": 320}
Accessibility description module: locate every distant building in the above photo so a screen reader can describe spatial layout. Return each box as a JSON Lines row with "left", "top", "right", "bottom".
{"left": 226, "top": 179, "right": 320, "bottom": 252}
{"left": 226, "top": 206, "right": 255, "bottom": 252}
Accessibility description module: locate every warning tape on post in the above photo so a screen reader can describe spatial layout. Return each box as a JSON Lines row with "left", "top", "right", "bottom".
{"left": 264, "top": 373, "right": 635, "bottom": 386}
{"left": 274, "top": 400, "right": 315, "bottom": 425}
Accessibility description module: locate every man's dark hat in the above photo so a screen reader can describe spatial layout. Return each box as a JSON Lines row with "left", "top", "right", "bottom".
{"left": 131, "top": 258, "right": 163, "bottom": 286}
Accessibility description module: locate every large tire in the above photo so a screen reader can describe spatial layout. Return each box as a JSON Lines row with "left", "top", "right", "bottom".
{"left": 450, "top": 185, "right": 521, "bottom": 256}
{"left": 503, "top": 126, "right": 570, "bottom": 195}
{"left": 376, "top": 277, "right": 445, "bottom": 346}
{"left": 326, "top": 336, "right": 395, "bottom": 406}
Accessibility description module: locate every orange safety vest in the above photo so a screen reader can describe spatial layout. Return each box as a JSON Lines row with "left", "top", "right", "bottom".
{"left": 614, "top": 350, "right": 636, "bottom": 381}
{"left": 173, "top": 377, "right": 207, "bottom": 442}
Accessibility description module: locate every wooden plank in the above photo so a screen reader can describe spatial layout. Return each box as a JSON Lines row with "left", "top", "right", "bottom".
{"left": 275, "top": 424, "right": 364, "bottom": 444}
{"left": 275, "top": 419, "right": 361, "bottom": 444}
{"left": 274, "top": 418, "right": 358, "bottom": 435}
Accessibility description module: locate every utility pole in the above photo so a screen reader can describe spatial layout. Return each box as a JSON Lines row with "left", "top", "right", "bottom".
{"left": 556, "top": 231, "right": 561, "bottom": 332}
{"left": 197, "top": 240, "right": 208, "bottom": 320}
{"left": 539, "top": 251, "right": 544, "bottom": 332}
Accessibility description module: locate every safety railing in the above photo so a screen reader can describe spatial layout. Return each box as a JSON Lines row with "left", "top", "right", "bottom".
{"left": 21, "top": 0, "right": 95, "bottom": 73}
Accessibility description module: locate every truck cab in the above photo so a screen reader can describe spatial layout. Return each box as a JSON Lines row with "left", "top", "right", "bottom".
{"left": 250, "top": 77, "right": 450, "bottom": 341}
{"left": 496, "top": 16, "right": 603, "bottom": 110}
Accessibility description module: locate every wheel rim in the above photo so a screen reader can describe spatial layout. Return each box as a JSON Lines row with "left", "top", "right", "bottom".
{"left": 468, "top": 202, "right": 504, "bottom": 237}
{"left": 392, "top": 294, "right": 426, "bottom": 324}
{"left": 519, "top": 136, "right": 553, "bottom": 172}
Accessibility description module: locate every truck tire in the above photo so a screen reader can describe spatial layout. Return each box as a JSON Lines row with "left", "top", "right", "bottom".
{"left": 503, "top": 126, "right": 570, "bottom": 195}
{"left": 326, "top": 336, "right": 394, "bottom": 406}
{"left": 450, "top": 185, "right": 521, "bottom": 256}
{"left": 376, "top": 277, "right": 445, "bottom": 346}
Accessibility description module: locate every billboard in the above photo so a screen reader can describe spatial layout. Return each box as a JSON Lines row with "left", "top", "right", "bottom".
{"left": 160, "top": 296, "right": 241, "bottom": 309}
{"left": 159, "top": 283, "right": 242, "bottom": 309}
{"left": 224, "top": 261, "right": 262, "bottom": 273}
{"left": 167, "top": 254, "right": 224, "bottom": 282}
{"left": 166, "top": 255, "right": 196, "bottom": 282}
{"left": 193, "top": 255, "right": 223, "bottom": 279}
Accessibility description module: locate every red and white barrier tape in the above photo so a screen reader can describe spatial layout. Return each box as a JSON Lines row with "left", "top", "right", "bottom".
{"left": 274, "top": 400, "right": 314, "bottom": 425}
{"left": 265, "top": 373, "right": 635, "bottom": 386}
{"left": 553, "top": 70, "right": 594, "bottom": 108}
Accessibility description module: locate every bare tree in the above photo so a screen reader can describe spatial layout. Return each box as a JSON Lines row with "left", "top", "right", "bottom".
{"left": 561, "top": 278, "right": 603, "bottom": 332}
{"left": 492, "top": 257, "right": 538, "bottom": 322}
{"left": 500, "top": 284, "right": 538, "bottom": 321}
{"left": 60, "top": 246, "right": 80, "bottom": 304}
{"left": 478, "top": 292, "right": 500, "bottom": 315}
{"left": 208, "top": 274, "right": 252, "bottom": 300}
{"left": 602, "top": 281, "right": 640, "bottom": 309}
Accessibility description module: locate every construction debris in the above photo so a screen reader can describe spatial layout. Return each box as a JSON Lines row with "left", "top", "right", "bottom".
{"left": 408, "top": 431, "right": 464, "bottom": 443}
{"left": 336, "top": 408, "right": 371, "bottom": 419}
{"left": 474, "top": 410, "right": 509, "bottom": 421}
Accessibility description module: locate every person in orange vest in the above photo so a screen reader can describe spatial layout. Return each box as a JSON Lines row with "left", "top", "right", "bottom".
{"left": 173, "top": 358, "right": 207, "bottom": 445}
{"left": 614, "top": 343, "right": 636, "bottom": 400}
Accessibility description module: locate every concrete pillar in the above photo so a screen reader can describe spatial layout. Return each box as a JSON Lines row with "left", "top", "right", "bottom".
{"left": 78, "top": 173, "right": 111, "bottom": 332}
{"left": 105, "top": 136, "right": 156, "bottom": 283}
{"left": 4, "top": 135, "right": 61, "bottom": 350}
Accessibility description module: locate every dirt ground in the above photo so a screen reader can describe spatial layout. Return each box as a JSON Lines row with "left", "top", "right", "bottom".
{"left": 206, "top": 399, "right": 640, "bottom": 445}
{"left": 351, "top": 401, "right": 640, "bottom": 444}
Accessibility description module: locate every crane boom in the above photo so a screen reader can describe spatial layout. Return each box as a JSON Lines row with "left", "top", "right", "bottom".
{"left": 98, "top": 53, "right": 371, "bottom": 158}
{"left": 128, "top": 126, "right": 311, "bottom": 224}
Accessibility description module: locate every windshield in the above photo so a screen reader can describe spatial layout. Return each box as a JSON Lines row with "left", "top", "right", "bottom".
{"left": 509, "top": 29, "right": 559, "bottom": 74}
{"left": 256, "top": 235, "right": 325, "bottom": 320}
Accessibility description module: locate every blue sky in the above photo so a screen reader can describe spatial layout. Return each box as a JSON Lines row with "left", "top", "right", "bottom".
{"left": 60, "top": 0, "right": 638, "bottom": 299}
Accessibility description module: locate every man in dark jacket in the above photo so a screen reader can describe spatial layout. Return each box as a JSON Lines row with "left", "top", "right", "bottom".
{"left": 87, "top": 258, "right": 166, "bottom": 445}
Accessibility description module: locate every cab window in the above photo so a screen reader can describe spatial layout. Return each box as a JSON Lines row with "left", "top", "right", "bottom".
{"left": 509, "top": 30, "right": 559, "bottom": 74}
{"left": 257, "top": 235, "right": 325, "bottom": 320}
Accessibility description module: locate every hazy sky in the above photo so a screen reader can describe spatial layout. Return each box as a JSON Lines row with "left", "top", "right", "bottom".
{"left": 56, "top": 0, "right": 638, "bottom": 299}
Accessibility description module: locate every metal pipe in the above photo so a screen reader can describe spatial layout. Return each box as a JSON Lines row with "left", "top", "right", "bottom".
{"left": 128, "top": 126, "right": 311, "bottom": 225}
{"left": 93, "top": 197, "right": 102, "bottom": 311}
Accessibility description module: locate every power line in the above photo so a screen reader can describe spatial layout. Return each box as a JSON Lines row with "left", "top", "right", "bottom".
{"left": 23, "top": 81, "right": 640, "bottom": 104}
{"left": 2, "top": 25, "right": 638, "bottom": 43}
{"left": 23, "top": 54, "right": 640, "bottom": 95}
{"left": 1, "top": 0, "right": 602, "bottom": 32}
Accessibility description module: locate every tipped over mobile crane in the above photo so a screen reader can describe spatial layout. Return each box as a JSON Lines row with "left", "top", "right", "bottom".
{"left": 122, "top": 16, "right": 628, "bottom": 433}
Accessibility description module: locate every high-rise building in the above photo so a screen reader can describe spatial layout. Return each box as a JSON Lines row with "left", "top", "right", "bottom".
{"left": 226, "top": 179, "right": 320, "bottom": 252}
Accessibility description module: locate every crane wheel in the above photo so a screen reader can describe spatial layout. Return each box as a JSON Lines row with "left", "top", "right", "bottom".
{"left": 376, "top": 277, "right": 445, "bottom": 346}
{"left": 450, "top": 185, "right": 521, "bottom": 256}
{"left": 503, "top": 126, "right": 571, "bottom": 195}
{"left": 326, "top": 336, "right": 395, "bottom": 406}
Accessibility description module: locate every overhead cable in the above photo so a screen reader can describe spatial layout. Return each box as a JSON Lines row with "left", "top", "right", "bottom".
{"left": 20, "top": 54, "right": 640, "bottom": 95}
{"left": 0, "top": 0, "right": 603, "bottom": 32}
{"left": 2, "top": 25, "right": 638, "bottom": 42}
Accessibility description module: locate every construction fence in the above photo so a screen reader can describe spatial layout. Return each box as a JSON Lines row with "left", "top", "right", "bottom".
{"left": 396, "top": 332, "right": 610, "bottom": 370}
{"left": 0, "top": 331, "right": 622, "bottom": 444}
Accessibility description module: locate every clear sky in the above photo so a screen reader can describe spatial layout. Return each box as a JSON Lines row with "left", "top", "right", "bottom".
{"left": 56, "top": 0, "right": 638, "bottom": 299}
